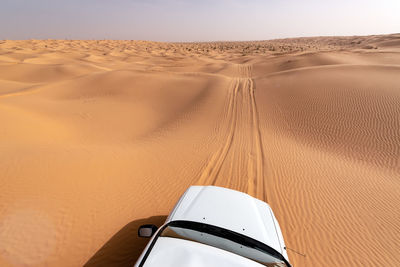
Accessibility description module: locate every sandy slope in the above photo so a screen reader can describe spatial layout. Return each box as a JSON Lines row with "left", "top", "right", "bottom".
{"left": 0, "top": 34, "right": 399, "bottom": 267}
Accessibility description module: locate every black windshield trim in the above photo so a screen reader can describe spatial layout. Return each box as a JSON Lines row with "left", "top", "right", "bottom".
{"left": 138, "top": 220, "right": 292, "bottom": 267}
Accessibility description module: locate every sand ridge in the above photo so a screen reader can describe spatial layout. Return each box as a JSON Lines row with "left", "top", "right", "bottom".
{"left": 0, "top": 34, "right": 399, "bottom": 266}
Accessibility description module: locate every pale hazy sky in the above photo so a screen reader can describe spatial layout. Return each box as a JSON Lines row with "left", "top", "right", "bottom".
{"left": 1, "top": 0, "right": 399, "bottom": 41}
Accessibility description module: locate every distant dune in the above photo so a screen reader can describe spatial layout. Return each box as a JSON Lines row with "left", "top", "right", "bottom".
{"left": 0, "top": 34, "right": 399, "bottom": 267}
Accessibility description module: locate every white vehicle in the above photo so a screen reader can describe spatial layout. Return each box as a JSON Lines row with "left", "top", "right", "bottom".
{"left": 134, "top": 186, "right": 291, "bottom": 267}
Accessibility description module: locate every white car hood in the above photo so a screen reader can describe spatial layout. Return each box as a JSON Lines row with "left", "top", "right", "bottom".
{"left": 167, "top": 186, "right": 286, "bottom": 256}
{"left": 143, "top": 237, "right": 264, "bottom": 267}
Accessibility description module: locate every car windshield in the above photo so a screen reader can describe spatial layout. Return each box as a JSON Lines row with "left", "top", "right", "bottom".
{"left": 159, "top": 220, "right": 290, "bottom": 267}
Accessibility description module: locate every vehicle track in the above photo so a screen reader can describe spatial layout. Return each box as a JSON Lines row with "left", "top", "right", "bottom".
{"left": 197, "top": 64, "right": 266, "bottom": 201}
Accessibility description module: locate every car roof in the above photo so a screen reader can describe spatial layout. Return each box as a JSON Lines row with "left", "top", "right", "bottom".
{"left": 166, "top": 185, "right": 285, "bottom": 255}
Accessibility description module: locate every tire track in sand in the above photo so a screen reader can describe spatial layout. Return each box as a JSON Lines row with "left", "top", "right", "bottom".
{"left": 197, "top": 64, "right": 266, "bottom": 201}
{"left": 196, "top": 77, "right": 239, "bottom": 186}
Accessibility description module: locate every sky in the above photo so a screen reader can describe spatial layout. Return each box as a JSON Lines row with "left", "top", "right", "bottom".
{"left": 0, "top": 0, "right": 399, "bottom": 41}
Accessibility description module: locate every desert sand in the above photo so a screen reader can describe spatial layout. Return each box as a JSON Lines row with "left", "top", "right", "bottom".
{"left": 0, "top": 34, "right": 399, "bottom": 267}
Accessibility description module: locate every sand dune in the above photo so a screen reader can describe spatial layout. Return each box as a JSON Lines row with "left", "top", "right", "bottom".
{"left": 0, "top": 34, "right": 399, "bottom": 267}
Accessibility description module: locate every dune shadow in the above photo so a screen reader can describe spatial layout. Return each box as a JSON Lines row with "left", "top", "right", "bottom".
{"left": 84, "top": 215, "right": 167, "bottom": 267}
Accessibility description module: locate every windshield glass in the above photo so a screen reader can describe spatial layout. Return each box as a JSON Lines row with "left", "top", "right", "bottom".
{"left": 159, "top": 220, "right": 290, "bottom": 267}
